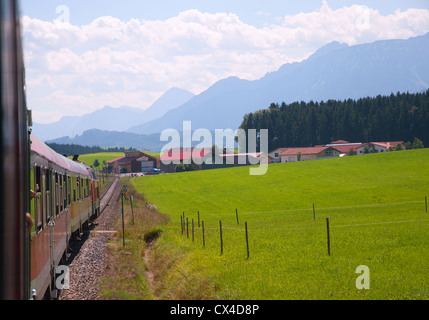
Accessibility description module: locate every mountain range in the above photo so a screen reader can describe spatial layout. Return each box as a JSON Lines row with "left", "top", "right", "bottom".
{"left": 42, "top": 32, "right": 429, "bottom": 151}
{"left": 33, "top": 87, "right": 195, "bottom": 141}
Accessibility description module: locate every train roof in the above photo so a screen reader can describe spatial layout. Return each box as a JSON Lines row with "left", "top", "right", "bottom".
{"left": 30, "top": 134, "right": 90, "bottom": 176}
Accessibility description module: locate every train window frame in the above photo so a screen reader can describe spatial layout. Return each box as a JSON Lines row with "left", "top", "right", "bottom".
{"left": 59, "top": 173, "right": 63, "bottom": 214}
{"left": 78, "top": 176, "right": 81, "bottom": 200}
{"left": 62, "top": 174, "right": 66, "bottom": 212}
{"left": 45, "top": 168, "right": 51, "bottom": 224}
{"left": 67, "top": 175, "right": 71, "bottom": 206}
{"left": 55, "top": 172, "right": 59, "bottom": 216}
{"left": 63, "top": 175, "right": 66, "bottom": 209}
{"left": 73, "top": 176, "right": 76, "bottom": 203}
{"left": 34, "top": 165, "right": 43, "bottom": 233}
{"left": 87, "top": 178, "right": 90, "bottom": 198}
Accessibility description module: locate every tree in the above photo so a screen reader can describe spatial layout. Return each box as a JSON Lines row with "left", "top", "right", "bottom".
{"left": 412, "top": 137, "right": 424, "bottom": 149}
{"left": 238, "top": 90, "right": 429, "bottom": 151}
{"left": 93, "top": 159, "right": 100, "bottom": 168}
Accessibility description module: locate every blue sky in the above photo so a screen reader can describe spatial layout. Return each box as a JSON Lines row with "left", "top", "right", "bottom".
{"left": 20, "top": 0, "right": 429, "bottom": 124}
{"left": 21, "top": 0, "right": 429, "bottom": 26}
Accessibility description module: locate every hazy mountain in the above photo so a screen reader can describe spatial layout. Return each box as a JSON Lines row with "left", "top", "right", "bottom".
{"left": 47, "top": 129, "right": 166, "bottom": 151}
{"left": 131, "top": 87, "right": 195, "bottom": 128}
{"left": 128, "top": 32, "right": 429, "bottom": 135}
{"left": 32, "top": 87, "right": 194, "bottom": 141}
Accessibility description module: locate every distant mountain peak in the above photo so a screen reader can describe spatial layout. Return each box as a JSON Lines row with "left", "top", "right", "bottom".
{"left": 309, "top": 41, "right": 349, "bottom": 60}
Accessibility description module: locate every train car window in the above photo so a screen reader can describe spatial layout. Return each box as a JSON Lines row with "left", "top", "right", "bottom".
{"left": 55, "top": 173, "right": 59, "bottom": 216}
{"left": 42, "top": 170, "right": 46, "bottom": 226}
{"left": 45, "top": 169, "right": 51, "bottom": 223}
{"left": 73, "top": 176, "right": 76, "bottom": 203}
{"left": 67, "top": 176, "right": 71, "bottom": 205}
{"left": 78, "top": 177, "right": 81, "bottom": 200}
{"left": 35, "top": 166, "right": 43, "bottom": 232}
{"left": 59, "top": 174, "right": 63, "bottom": 213}
{"left": 86, "top": 178, "right": 89, "bottom": 198}
{"left": 63, "top": 175, "right": 66, "bottom": 209}
{"left": 62, "top": 175, "right": 66, "bottom": 211}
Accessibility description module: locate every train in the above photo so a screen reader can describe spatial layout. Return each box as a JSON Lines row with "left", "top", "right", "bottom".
{"left": 0, "top": 0, "right": 101, "bottom": 300}
{"left": 29, "top": 135, "right": 101, "bottom": 299}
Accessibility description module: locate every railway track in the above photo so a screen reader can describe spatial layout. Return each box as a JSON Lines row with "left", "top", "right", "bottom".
{"left": 58, "top": 177, "right": 121, "bottom": 300}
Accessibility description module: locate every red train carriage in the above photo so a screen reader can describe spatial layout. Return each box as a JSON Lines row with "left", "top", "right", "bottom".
{"left": 29, "top": 135, "right": 95, "bottom": 299}
{"left": 1, "top": 0, "right": 102, "bottom": 300}
{"left": 88, "top": 167, "right": 100, "bottom": 218}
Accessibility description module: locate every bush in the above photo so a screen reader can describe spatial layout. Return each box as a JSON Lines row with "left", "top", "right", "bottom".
{"left": 412, "top": 137, "right": 424, "bottom": 149}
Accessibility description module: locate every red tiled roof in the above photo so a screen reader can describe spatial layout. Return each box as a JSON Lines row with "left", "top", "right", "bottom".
{"left": 280, "top": 146, "right": 333, "bottom": 156}
{"left": 330, "top": 144, "right": 363, "bottom": 153}
{"left": 269, "top": 148, "right": 288, "bottom": 153}
{"left": 220, "top": 152, "right": 262, "bottom": 158}
{"left": 330, "top": 140, "right": 350, "bottom": 144}
{"left": 358, "top": 141, "right": 405, "bottom": 149}
{"left": 159, "top": 150, "right": 211, "bottom": 161}
{"left": 106, "top": 156, "right": 125, "bottom": 164}
{"left": 117, "top": 156, "right": 138, "bottom": 165}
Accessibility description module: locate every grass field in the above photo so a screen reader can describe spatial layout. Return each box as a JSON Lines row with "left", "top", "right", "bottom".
{"left": 129, "top": 149, "right": 429, "bottom": 299}
{"left": 70, "top": 152, "right": 124, "bottom": 170}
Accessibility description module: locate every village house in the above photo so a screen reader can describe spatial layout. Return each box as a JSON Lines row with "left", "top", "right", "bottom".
{"left": 324, "top": 140, "right": 363, "bottom": 155}
{"left": 107, "top": 151, "right": 157, "bottom": 173}
{"left": 158, "top": 147, "right": 212, "bottom": 173}
{"left": 268, "top": 148, "right": 288, "bottom": 163}
{"left": 326, "top": 140, "right": 406, "bottom": 155}
{"left": 269, "top": 140, "right": 407, "bottom": 164}
{"left": 218, "top": 152, "right": 266, "bottom": 166}
{"left": 279, "top": 146, "right": 340, "bottom": 162}
{"left": 354, "top": 141, "right": 405, "bottom": 154}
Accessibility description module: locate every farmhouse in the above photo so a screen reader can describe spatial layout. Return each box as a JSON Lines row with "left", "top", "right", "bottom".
{"left": 325, "top": 141, "right": 363, "bottom": 155}
{"left": 268, "top": 148, "right": 288, "bottom": 163}
{"left": 107, "top": 151, "right": 157, "bottom": 173}
{"left": 158, "top": 148, "right": 211, "bottom": 173}
{"left": 136, "top": 153, "right": 158, "bottom": 172}
{"left": 106, "top": 156, "right": 124, "bottom": 173}
{"left": 279, "top": 146, "right": 340, "bottom": 162}
{"left": 218, "top": 152, "right": 265, "bottom": 166}
{"left": 355, "top": 141, "right": 406, "bottom": 154}
{"left": 324, "top": 140, "right": 406, "bottom": 155}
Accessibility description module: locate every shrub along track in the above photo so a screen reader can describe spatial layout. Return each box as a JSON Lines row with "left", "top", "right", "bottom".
{"left": 97, "top": 181, "right": 170, "bottom": 300}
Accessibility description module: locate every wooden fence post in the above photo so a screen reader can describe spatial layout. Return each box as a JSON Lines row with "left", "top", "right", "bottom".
{"left": 192, "top": 218, "right": 194, "bottom": 242}
{"left": 236, "top": 208, "right": 239, "bottom": 225}
{"left": 245, "top": 221, "right": 249, "bottom": 259}
{"left": 186, "top": 217, "right": 189, "bottom": 239}
{"left": 219, "top": 220, "right": 223, "bottom": 255}
{"left": 326, "top": 217, "right": 331, "bottom": 256}
{"left": 313, "top": 203, "right": 315, "bottom": 220}
{"left": 202, "top": 221, "right": 205, "bottom": 247}
{"left": 181, "top": 215, "right": 183, "bottom": 235}
{"left": 130, "top": 195, "right": 134, "bottom": 225}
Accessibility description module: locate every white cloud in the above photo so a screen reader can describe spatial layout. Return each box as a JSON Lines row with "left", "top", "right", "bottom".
{"left": 22, "top": 2, "right": 429, "bottom": 124}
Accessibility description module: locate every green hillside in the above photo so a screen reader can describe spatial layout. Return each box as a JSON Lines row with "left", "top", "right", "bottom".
{"left": 130, "top": 149, "right": 429, "bottom": 299}
{"left": 70, "top": 152, "right": 124, "bottom": 170}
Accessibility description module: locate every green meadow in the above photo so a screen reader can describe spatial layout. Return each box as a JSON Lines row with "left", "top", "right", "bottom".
{"left": 130, "top": 149, "right": 429, "bottom": 299}
{"left": 70, "top": 152, "right": 124, "bottom": 170}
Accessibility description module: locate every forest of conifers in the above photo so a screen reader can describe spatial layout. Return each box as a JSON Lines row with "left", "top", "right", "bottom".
{"left": 239, "top": 90, "right": 429, "bottom": 150}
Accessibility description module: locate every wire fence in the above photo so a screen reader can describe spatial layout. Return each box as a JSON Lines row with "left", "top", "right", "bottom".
{"left": 177, "top": 196, "right": 429, "bottom": 258}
